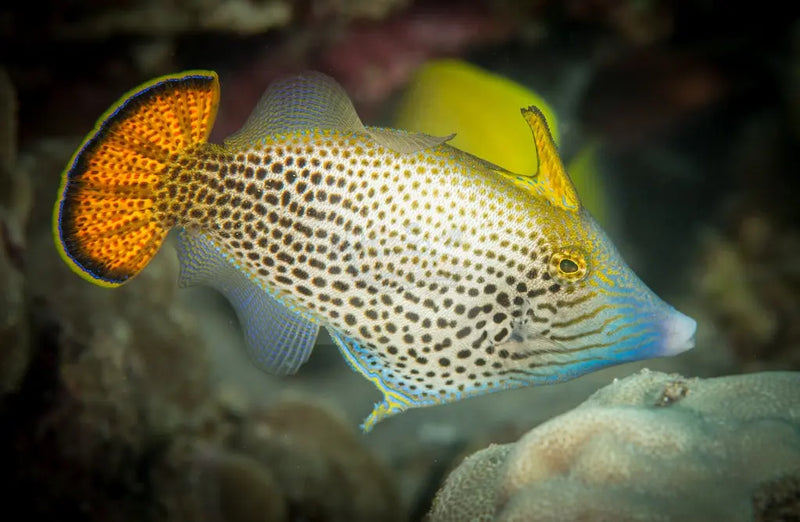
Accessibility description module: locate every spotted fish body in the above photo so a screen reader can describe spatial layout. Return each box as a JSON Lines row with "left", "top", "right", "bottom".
{"left": 55, "top": 71, "right": 696, "bottom": 430}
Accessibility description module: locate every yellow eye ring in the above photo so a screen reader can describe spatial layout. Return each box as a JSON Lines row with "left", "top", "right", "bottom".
{"left": 548, "top": 248, "right": 589, "bottom": 283}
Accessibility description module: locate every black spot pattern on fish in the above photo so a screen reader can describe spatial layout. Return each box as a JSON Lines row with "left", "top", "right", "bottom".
{"left": 162, "top": 131, "right": 606, "bottom": 404}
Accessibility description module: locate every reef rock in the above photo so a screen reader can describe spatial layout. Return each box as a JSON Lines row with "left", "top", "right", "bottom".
{"left": 230, "top": 399, "right": 403, "bottom": 522}
{"left": 428, "top": 369, "right": 800, "bottom": 522}
{"left": 698, "top": 219, "right": 800, "bottom": 371}
{"left": 0, "top": 68, "right": 31, "bottom": 397}
{"left": 154, "top": 397, "right": 402, "bottom": 522}
{"left": 13, "top": 0, "right": 411, "bottom": 38}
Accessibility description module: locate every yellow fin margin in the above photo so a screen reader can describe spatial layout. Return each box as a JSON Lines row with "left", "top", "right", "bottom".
{"left": 520, "top": 106, "right": 580, "bottom": 211}
{"left": 53, "top": 70, "right": 220, "bottom": 287}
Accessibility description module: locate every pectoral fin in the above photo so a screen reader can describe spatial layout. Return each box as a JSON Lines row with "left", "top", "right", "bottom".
{"left": 177, "top": 229, "right": 319, "bottom": 376}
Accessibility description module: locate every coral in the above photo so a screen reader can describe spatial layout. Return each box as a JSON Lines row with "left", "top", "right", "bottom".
{"left": 151, "top": 430, "right": 290, "bottom": 522}
{"left": 318, "top": 3, "right": 512, "bottom": 109}
{"left": 230, "top": 398, "right": 403, "bottom": 522}
{"left": 694, "top": 62, "right": 800, "bottom": 372}
{"left": 0, "top": 68, "right": 31, "bottom": 397}
{"left": 43, "top": 1, "right": 293, "bottom": 37}
{"left": 0, "top": 0, "right": 413, "bottom": 39}
{"left": 565, "top": 0, "right": 676, "bottom": 45}
{"left": 148, "top": 397, "right": 401, "bottom": 522}
{"left": 753, "top": 473, "right": 800, "bottom": 522}
{"left": 428, "top": 443, "right": 512, "bottom": 521}
{"left": 428, "top": 370, "right": 800, "bottom": 521}
{"left": 192, "top": 450, "right": 287, "bottom": 522}
{"left": 697, "top": 214, "right": 800, "bottom": 370}
{"left": 213, "top": 2, "right": 514, "bottom": 137}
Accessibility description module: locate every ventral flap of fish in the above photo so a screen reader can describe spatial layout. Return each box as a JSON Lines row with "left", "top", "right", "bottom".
{"left": 54, "top": 69, "right": 696, "bottom": 432}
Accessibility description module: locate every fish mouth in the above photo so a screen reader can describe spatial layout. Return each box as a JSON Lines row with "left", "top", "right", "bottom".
{"left": 658, "top": 310, "right": 697, "bottom": 356}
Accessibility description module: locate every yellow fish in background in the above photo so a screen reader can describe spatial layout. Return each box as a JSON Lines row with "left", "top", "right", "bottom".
{"left": 54, "top": 70, "right": 695, "bottom": 431}
{"left": 395, "top": 59, "right": 608, "bottom": 224}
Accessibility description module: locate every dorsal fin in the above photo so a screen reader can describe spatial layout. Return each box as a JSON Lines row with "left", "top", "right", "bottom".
{"left": 224, "top": 72, "right": 365, "bottom": 149}
{"left": 365, "top": 128, "right": 455, "bottom": 154}
{"left": 521, "top": 106, "right": 580, "bottom": 211}
{"left": 225, "top": 71, "right": 455, "bottom": 156}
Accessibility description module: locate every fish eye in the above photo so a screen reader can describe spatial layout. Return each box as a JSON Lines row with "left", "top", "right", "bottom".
{"left": 549, "top": 248, "right": 589, "bottom": 283}
{"left": 559, "top": 258, "right": 579, "bottom": 273}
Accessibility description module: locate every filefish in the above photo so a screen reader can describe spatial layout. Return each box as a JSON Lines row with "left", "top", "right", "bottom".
{"left": 54, "top": 70, "right": 696, "bottom": 431}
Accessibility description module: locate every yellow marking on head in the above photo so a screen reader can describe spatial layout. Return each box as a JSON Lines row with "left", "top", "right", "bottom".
{"left": 595, "top": 271, "right": 617, "bottom": 288}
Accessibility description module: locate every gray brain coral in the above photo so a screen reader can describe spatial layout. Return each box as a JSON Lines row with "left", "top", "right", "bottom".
{"left": 428, "top": 370, "right": 800, "bottom": 522}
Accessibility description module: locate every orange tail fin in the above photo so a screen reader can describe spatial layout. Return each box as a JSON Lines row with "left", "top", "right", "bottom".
{"left": 54, "top": 71, "right": 219, "bottom": 287}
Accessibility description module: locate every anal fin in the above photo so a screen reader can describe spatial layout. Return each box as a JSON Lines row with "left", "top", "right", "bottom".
{"left": 177, "top": 229, "right": 319, "bottom": 376}
{"left": 327, "top": 329, "right": 415, "bottom": 431}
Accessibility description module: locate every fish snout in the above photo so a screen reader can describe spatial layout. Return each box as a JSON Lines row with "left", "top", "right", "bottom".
{"left": 657, "top": 309, "right": 697, "bottom": 356}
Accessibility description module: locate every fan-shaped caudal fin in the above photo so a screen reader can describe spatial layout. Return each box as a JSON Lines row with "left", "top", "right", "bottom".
{"left": 54, "top": 71, "right": 219, "bottom": 287}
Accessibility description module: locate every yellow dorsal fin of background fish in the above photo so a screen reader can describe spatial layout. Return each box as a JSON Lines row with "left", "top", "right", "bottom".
{"left": 395, "top": 59, "right": 560, "bottom": 171}
{"left": 395, "top": 59, "right": 607, "bottom": 220}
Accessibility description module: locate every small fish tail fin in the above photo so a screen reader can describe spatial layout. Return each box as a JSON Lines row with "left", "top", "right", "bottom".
{"left": 54, "top": 71, "right": 220, "bottom": 287}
